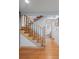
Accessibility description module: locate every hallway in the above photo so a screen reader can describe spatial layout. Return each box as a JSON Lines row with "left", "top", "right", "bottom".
{"left": 20, "top": 38, "right": 59, "bottom": 59}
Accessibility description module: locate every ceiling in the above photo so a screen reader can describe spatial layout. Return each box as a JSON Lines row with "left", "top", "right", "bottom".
{"left": 19, "top": 0, "right": 59, "bottom": 15}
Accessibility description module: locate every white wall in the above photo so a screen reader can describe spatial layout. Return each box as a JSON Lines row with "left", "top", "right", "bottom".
{"left": 20, "top": 34, "right": 37, "bottom": 47}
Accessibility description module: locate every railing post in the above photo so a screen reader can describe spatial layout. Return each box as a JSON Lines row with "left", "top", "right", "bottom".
{"left": 50, "top": 23, "right": 52, "bottom": 38}
{"left": 27, "top": 16, "right": 30, "bottom": 33}
{"left": 32, "top": 24, "right": 34, "bottom": 39}
{"left": 33, "top": 24, "right": 36, "bottom": 40}
{"left": 28, "top": 21, "right": 32, "bottom": 36}
{"left": 38, "top": 26, "right": 40, "bottom": 43}
{"left": 37, "top": 25, "right": 39, "bottom": 42}
{"left": 39, "top": 25, "right": 42, "bottom": 43}
{"left": 23, "top": 15, "right": 26, "bottom": 31}
{"left": 41, "top": 26, "right": 45, "bottom": 47}
{"left": 21, "top": 15, "right": 25, "bottom": 30}
{"left": 30, "top": 22, "right": 33, "bottom": 36}
{"left": 36, "top": 24, "right": 38, "bottom": 41}
{"left": 40, "top": 26, "right": 42, "bottom": 44}
{"left": 24, "top": 16, "right": 28, "bottom": 33}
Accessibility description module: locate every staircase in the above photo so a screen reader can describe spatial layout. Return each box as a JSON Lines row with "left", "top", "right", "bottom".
{"left": 20, "top": 15, "right": 45, "bottom": 47}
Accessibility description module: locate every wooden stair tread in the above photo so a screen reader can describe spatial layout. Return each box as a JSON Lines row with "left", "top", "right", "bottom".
{"left": 28, "top": 36, "right": 33, "bottom": 40}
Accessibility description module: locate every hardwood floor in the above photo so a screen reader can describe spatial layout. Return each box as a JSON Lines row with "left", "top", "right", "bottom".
{"left": 20, "top": 39, "right": 59, "bottom": 59}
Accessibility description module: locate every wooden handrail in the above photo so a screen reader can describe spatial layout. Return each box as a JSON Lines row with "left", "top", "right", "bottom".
{"left": 26, "top": 16, "right": 44, "bottom": 29}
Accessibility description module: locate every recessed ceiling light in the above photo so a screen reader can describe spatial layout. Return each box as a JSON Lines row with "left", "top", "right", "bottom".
{"left": 25, "top": 0, "right": 30, "bottom": 4}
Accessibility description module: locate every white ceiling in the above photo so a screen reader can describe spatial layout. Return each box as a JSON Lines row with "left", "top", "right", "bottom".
{"left": 19, "top": 0, "right": 59, "bottom": 15}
